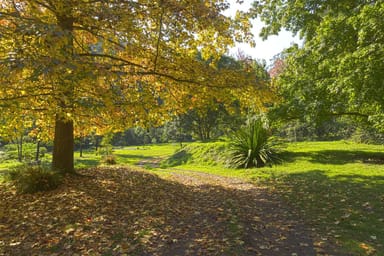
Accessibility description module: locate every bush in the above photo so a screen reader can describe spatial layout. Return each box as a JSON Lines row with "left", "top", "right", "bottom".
{"left": 102, "top": 155, "right": 117, "bottom": 165}
{"left": 227, "top": 118, "right": 280, "bottom": 168}
{"left": 7, "top": 165, "right": 62, "bottom": 194}
{"left": 350, "top": 127, "right": 384, "bottom": 144}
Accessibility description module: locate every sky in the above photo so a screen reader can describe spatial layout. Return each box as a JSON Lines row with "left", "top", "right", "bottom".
{"left": 224, "top": 0, "right": 301, "bottom": 64}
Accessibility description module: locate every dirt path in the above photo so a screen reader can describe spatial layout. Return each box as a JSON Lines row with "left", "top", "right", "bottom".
{"left": 0, "top": 167, "right": 341, "bottom": 255}
{"left": 160, "top": 169, "right": 340, "bottom": 256}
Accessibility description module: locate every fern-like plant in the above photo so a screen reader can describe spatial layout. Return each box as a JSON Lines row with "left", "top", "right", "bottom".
{"left": 227, "top": 118, "right": 280, "bottom": 168}
{"left": 7, "top": 165, "right": 62, "bottom": 193}
{"left": 102, "top": 154, "right": 117, "bottom": 165}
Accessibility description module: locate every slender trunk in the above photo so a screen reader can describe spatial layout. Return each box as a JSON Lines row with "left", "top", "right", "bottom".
{"left": 95, "top": 136, "right": 100, "bottom": 154}
{"left": 35, "top": 140, "right": 40, "bottom": 162}
{"left": 52, "top": 115, "right": 74, "bottom": 173}
{"left": 79, "top": 135, "right": 83, "bottom": 157}
{"left": 17, "top": 136, "right": 23, "bottom": 162}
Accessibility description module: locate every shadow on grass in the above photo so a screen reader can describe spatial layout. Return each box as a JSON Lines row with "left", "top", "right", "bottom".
{"left": 114, "top": 153, "right": 156, "bottom": 165}
{"left": 261, "top": 169, "right": 384, "bottom": 255}
{"left": 280, "top": 150, "right": 384, "bottom": 165}
{"left": 160, "top": 149, "right": 192, "bottom": 167}
{"left": 1, "top": 168, "right": 325, "bottom": 256}
{"left": 74, "top": 158, "right": 100, "bottom": 169}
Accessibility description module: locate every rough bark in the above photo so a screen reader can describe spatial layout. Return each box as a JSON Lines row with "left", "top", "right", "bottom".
{"left": 52, "top": 116, "right": 74, "bottom": 173}
{"left": 51, "top": 14, "right": 75, "bottom": 173}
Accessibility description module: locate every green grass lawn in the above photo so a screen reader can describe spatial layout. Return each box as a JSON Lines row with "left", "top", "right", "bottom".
{"left": 73, "top": 143, "right": 182, "bottom": 169}
{"left": 146, "top": 140, "right": 384, "bottom": 255}
{"left": 1, "top": 140, "right": 383, "bottom": 255}
{"left": 257, "top": 141, "right": 384, "bottom": 255}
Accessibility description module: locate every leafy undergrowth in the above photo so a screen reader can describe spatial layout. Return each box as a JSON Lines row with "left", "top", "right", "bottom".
{"left": 0, "top": 167, "right": 338, "bottom": 256}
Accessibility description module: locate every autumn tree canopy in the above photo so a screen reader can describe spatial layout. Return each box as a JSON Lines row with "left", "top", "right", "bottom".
{"left": 0, "top": 0, "right": 271, "bottom": 172}
{"left": 252, "top": 0, "right": 384, "bottom": 131}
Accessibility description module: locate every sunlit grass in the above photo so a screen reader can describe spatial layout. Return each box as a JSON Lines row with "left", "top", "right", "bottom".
{"left": 73, "top": 144, "right": 181, "bottom": 169}
{"left": 114, "top": 143, "right": 181, "bottom": 165}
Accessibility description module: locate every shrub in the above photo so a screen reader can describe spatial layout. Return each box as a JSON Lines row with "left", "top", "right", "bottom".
{"left": 227, "top": 118, "right": 280, "bottom": 168}
{"left": 7, "top": 165, "right": 62, "bottom": 194}
{"left": 102, "top": 154, "right": 117, "bottom": 165}
{"left": 350, "top": 126, "right": 384, "bottom": 144}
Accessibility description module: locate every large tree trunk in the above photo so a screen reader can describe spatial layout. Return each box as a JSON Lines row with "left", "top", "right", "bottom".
{"left": 52, "top": 116, "right": 74, "bottom": 173}
{"left": 52, "top": 15, "right": 75, "bottom": 173}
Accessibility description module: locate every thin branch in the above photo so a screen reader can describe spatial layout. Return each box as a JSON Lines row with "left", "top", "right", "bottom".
{"left": 72, "top": 25, "right": 126, "bottom": 50}
{"left": 0, "top": 93, "right": 53, "bottom": 101}
{"left": 329, "top": 112, "right": 369, "bottom": 118}
{"left": 153, "top": 7, "right": 165, "bottom": 72}
{"left": 77, "top": 53, "right": 145, "bottom": 69}
{"left": 29, "top": 0, "right": 56, "bottom": 13}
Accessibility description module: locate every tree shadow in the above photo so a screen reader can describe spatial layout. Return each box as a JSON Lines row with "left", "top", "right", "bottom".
{"left": 74, "top": 157, "right": 100, "bottom": 168}
{"left": 264, "top": 169, "right": 384, "bottom": 255}
{"left": 160, "top": 149, "right": 192, "bottom": 167}
{"left": 114, "top": 153, "right": 155, "bottom": 165}
{"left": 1, "top": 167, "right": 333, "bottom": 256}
{"left": 280, "top": 150, "right": 384, "bottom": 165}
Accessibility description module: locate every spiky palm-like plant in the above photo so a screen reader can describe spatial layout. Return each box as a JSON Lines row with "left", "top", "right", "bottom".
{"left": 227, "top": 118, "right": 279, "bottom": 168}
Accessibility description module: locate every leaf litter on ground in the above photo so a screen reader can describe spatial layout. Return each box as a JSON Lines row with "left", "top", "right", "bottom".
{"left": 1, "top": 167, "right": 343, "bottom": 255}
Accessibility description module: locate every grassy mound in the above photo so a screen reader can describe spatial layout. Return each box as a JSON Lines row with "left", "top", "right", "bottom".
{"left": 160, "top": 142, "right": 229, "bottom": 168}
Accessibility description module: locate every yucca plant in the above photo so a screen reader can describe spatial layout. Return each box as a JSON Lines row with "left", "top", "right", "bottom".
{"left": 227, "top": 118, "right": 280, "bottom": 168}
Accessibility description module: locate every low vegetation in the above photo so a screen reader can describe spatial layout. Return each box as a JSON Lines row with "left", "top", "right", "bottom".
{"left": 102, "top": 154, "right": 117, "bottom": 165}
{"left": 6, "top": 165, "right": 62, "bottom": 194}
{"left": 226, "top": 118, "right": 280, "bottom": 168}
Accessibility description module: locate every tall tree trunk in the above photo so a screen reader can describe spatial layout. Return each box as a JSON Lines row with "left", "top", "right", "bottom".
{"left": 52, "top": 116, "right": 74, "bottom": 173}
{"left": 52, "top": 15, "right": 75, "bottom": 173}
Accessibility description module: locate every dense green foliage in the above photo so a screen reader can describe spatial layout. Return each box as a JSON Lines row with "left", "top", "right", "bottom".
{"left": 254, "top": 0, "right": 384, "bottom": 132}
{"left": 7, "top": 165, "right": 62, "bottom": 194}
{"left": 227, "top": 119, "right": 279, "bottom": 168}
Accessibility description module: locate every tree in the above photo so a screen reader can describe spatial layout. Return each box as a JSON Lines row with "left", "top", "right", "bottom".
{"left": 0, "top": 0, "right": 270, "bottom": 173}
{"left": 179, "top": 102, "right": 225, "bottom": 141}
{"left": 252, "top": 0, "right": 384, "bottom": 132}
{"left": 178, "top": 54, "right": 271, "bottom": 141}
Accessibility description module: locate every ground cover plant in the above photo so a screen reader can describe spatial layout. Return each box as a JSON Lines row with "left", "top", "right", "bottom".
{"left": 6, "top": 165, "right": 62, "bottom": 194}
